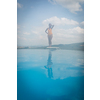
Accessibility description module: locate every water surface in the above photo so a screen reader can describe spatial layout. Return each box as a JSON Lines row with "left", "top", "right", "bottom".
{"left": 17, "top": 49, "right": 84, "bottom": 100}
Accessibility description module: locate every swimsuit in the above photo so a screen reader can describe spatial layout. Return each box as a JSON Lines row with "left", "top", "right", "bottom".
{"left": 48, "top": 28, "right": 53, "bottom": 46}
{"left": 48, "top": 28, "right": 52, "bottom": 35}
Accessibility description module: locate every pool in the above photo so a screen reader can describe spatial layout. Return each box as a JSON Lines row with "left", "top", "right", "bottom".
{"left": 17, "top": 49, "right": 84, "bottom": 100}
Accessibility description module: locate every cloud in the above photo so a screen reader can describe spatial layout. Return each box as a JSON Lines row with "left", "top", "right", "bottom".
{"left": 23, "top": 32, "right": 30, "bottom": 35}
{"left": 17, "top": 2, "right": 23, "bottom": 8}
{"left": 48, "top": 0, "right": 56, "bottom": 4}
{"left": 17, "top": 36, "right": 27, "bottom": 41}
{"left": 52, "top": 27, "right": 84, "bottom": 41}
{"left": 56, "top": 27, "right": 84, "bottom": 35}
{"left": 32, "top": 31, "right": 38, "bottom": 35}
{"left": 48, "top": 0, "right": 84, "bottom": 13}
{"left": 80, "top": 21, "right": 84, "bottom": 25}
{"left": 42, "top": 16, "right": 79, "bottom": 26}
{"left": 50, "top": 26, "right": 84, "bottom": 44}
{"left": 71, "top": 27, "right": 84, "bottom": 34}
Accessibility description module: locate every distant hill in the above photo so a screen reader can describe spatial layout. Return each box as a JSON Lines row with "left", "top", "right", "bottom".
{"left": 17, "top": 42, "right": 84, "bottom": 51}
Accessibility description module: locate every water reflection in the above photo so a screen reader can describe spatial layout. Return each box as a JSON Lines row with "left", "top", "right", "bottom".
{"left": 44, "top": 50, "right": 84, "bottom": 79}
{"left": 17, "top": 49, "right": 84, "bottom": 79}
{"left": 44, "top": 50, "right": 53, "bottom": 78}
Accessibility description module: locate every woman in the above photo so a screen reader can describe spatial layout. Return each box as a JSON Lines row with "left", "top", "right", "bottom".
{"left": 45, "top": 23, "right": 54, "bottom": 47}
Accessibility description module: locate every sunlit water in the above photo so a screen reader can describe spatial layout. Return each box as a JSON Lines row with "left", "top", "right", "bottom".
{"left": 17, "top": 49, "right": 84, "bottom": 100}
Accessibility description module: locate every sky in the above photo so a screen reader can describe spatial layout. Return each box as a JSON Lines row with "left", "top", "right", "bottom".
{"left": 17, "top": 0, "right": 84, "bottom": 46}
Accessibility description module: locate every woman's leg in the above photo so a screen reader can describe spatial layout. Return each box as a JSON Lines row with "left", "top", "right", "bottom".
{"left": 49, "top": 35, "right": 52, "bottom": 47}
{"left": 48, "top": 35, "right": 51, "bottom": 47}
{"left": 48, "top": 35, "right": 53, "bottom": 47}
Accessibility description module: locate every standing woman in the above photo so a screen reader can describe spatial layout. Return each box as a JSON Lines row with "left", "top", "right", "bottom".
{"left": 45, "top": 23, "right": 54, "bottom": 47}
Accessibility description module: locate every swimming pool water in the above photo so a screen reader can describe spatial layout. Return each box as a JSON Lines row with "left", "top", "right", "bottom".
{"left": 17, "top": 49, "right": 84, "bottom": 100}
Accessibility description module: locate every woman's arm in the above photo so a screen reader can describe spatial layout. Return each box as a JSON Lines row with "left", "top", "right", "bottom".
{"left": 45, "top": 28, "right": 48, "bottom": 34}
{"left": 51, "top": 25, "right": 54, "bottom": 29}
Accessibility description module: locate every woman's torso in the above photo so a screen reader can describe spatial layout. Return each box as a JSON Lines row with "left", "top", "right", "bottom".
{"left": 48, "top": 28, "right": 52, "bottom": 35}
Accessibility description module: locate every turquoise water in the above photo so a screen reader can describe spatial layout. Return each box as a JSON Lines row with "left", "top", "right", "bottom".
{"left": 17, "top": 49, "right": 84, "bottom": 100}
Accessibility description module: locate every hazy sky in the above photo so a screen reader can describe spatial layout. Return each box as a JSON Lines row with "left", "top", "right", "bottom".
{"left": 17, "top": 0, "right": 84, "bottom": 46}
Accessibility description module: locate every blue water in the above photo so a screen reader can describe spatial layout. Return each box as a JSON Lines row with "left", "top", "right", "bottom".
{"left": 17, "top": 49, "right": 84, "bottom": 100}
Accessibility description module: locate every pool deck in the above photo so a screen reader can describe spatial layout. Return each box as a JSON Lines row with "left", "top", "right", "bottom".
{"left": 47, "top": 47, "right": 59, "bottom": 49}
